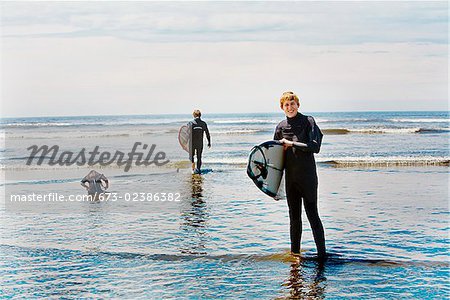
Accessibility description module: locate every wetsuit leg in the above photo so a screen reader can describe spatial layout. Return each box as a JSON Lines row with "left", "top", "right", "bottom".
{"left": 286, "top": 182, "right": 302, "bottom": 254}
{"left": 189, "top": 146, "right": 194, "bottom": 164}
{"left": 196, "top": 146, "right": 203, "bottom": 171}
{"left": 301, "top": 185, "right": 326, "bottom": 258}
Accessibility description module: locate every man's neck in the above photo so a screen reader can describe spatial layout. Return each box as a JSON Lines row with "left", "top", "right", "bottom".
{"left": 286, "top": 112, "right": 299, "bottom": 119}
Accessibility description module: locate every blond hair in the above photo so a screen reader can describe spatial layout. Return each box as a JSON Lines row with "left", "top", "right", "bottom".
{"left": 279, "top": 91, "right": 300, "bottom": 108}
{"left": 193, "top": 109, "right": 201, "bottom": 118}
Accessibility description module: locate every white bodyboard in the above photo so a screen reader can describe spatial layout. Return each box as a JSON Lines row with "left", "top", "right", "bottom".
{"left": 247, "top": 140, "right": 285, "bottom": 198}
{"left": 178, "top": 125, "right": 190, "bottom": 153}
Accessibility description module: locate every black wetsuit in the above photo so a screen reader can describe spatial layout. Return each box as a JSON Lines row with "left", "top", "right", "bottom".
{"left": 189, "top": 118, "right": 211, "bottom": 171}
{"left": 274, "top": 112, "right": 326, "bottom": 257}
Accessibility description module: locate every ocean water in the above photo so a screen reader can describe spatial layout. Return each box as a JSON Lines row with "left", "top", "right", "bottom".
{"left": 0, "top": 111, "right": 449, "bottom": 298}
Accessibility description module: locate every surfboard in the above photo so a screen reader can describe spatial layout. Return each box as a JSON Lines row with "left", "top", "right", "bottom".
{"left": 178, "top": 125, "right": 191, "bottom": 152}
{"left": 247, "top": 140, "right": 285, "bottom": 198}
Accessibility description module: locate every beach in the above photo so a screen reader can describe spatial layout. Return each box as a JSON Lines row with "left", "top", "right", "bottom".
{"left": 1, "top": 112, "right": 449, "bottom": 298}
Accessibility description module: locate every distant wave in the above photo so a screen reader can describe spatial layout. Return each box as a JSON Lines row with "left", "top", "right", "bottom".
{"left": 3, "top": 127, "right": 268, "bottom": 139}
{"left": 4, "top": 130, "right": 182, "bottom": 139}
{"left": 322, "top": 128, "right": 449, "bottom": 135}
{"left": 0, "top": 178, "right": 80, "bottom": 187}
{"left": 417, "top": 128, "right": 450, "bottom": 133}
{"left": 5, "top": 127, "right": 448, "bottom": 140}
{"left": 210, "top": 129, "right": 268, "bottom": 135}
{"left": 2, "top": 122, "right": 74, "bottom": 128}
{"left": 198, "top": 156, "right": 450, "bottom": 167}
{"left": 321, "top": 118, "right": 380, "bottom": 123}
{"left": 176, "top": 157, "right": 450, "bottom": 168}
{"left": 314, "top": 118, "right": 330, "bottom": 123}
{"left": 212, "top": 119, "right": 279, "bottom": 125}
{"left": 322, "top": 129, "right": 352, "bottom": 135}
{"left": 1, "top": 120, "right": 189, "bottom": 129}
{"left": 325, "top": 117, "right": 449, "bottom": 124}
{"left": 389, "top": 118, "right": 450, "bottom": 123}
{"left": 217, "top": 117, "right": 330, "bottom": 123}
{"left": 319, "top": 156, "right": 450, "bottom": 167}
{"left": 319, "top": 117, "right": 449, "bottom": 124}
{"left": 5, "top": 133, "right": 132, "bottom": 139}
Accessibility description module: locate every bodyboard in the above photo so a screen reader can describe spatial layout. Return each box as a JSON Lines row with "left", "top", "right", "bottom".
{"left": 247, "top": 140, "right": 285, "bottom": 198}
{"left": 178, "top": 125, "right": 191, "bottom": 152}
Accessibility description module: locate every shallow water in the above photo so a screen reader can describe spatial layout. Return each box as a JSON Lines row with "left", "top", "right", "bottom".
{"left": 1, "top": 167, "right": 449, "bottom": 298}
{"left": 2, "top": 111, "right": 449, "bottom": 170}
{"left": 1, "top": 112, "right": 449, "bottom": 298}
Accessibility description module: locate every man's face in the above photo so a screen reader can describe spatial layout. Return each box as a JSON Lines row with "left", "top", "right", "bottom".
{"left": 281, "top": 100, "right": 299, "bottom": 118}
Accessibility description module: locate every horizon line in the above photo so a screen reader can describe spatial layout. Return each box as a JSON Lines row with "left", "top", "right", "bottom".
{"left": 1, "top": 109, "right": 449, "bottom": 120}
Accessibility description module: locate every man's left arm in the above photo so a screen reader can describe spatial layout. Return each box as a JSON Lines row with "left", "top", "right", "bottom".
{"left": 290, "top": 117, "right": 321, "bottom": 153}
{"left": 204, "top": 123, "right": 211, "bottom": 147}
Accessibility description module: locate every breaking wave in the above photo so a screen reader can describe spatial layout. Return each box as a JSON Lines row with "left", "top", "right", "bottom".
{"left": 322, "top": 128, "right": 449, "bottom": 135}
{"left": 319, "top": 156, "right": 450, "bottom": 167}
{"left": 389, "top": 118, "right": 450, "bottom": 123}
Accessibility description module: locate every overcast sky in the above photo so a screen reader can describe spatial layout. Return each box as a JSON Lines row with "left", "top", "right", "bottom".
{"left": 1, "top": 1, "right": 448, "bottom": 117}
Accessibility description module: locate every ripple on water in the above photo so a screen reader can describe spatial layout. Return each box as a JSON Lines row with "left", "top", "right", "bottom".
{"left": 1, "top": 168, "right": 449, "bottom": 298}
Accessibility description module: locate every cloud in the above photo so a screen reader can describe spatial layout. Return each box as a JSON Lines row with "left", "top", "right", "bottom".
{"left": 0, "top": 2, "right": 448, "bottom": 117}
{"left": 1, "top": 2, "right": 448, "bottom": 45}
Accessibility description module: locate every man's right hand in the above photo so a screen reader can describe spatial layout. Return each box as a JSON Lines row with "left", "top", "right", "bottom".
{"left": 280, "top": 138, "right": 293, "bottom": 150}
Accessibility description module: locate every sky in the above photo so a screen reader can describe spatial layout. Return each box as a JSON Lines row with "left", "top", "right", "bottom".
{"left": 1, "top": 1, "right": 448, "bottom": 117}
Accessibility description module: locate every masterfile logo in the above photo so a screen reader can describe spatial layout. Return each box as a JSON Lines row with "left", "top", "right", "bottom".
{"left": 26, "top": 142, "right": 170, "bottom": 172}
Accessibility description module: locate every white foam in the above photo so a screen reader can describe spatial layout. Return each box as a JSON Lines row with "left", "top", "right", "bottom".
{"left": 213, "top": 119, "right": 278, "bottom": 124}
{"left": 389, "top": 118, "right": 450, "bottom": 123}
{"left": 349, "top": 128, "right": 422, "bottom": 134}
{"left": 210, "top": 129, "right": 263, "bottom": 135}
{"left": 319, "top": 156, "right": 450, "bottom": 166}
{"left": 4, "top": 122, "right": 73, "bottom": 128}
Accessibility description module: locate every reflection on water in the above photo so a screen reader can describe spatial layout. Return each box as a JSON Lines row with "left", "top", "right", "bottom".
{"left": 179, "top": 175, "right": 209, "bottom": 255}
{"left": 279, "top": 260, "right": 327, "bottom": 300}
{"left": 191, "top": 174, "right": 203, "bottom": 199}
{"left": 1, "top": 167, "right": 448, "bottom": 298}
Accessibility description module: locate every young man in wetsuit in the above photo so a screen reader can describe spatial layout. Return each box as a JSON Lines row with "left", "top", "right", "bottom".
{"left": 190, "top": 109, "right": 211, "bottom": 174}
{"left": 273, "top": 91, "right": 326, "bottom": 260}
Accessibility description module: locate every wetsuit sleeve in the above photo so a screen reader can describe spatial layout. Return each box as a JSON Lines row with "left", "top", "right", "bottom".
{"left": 100, "top": 174, "right": 109, "bottom": 189}
{"left": 292, "top": 117, "right": 321, "bottom": 153}
{"left": 80, "top": 176, "right": 89, "bottom": 189}
{"left": 204, "top": 122, "right": 211, "bottom": 146}
{"left": 273, "top": 124, "right": 282, "bottom": 140}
